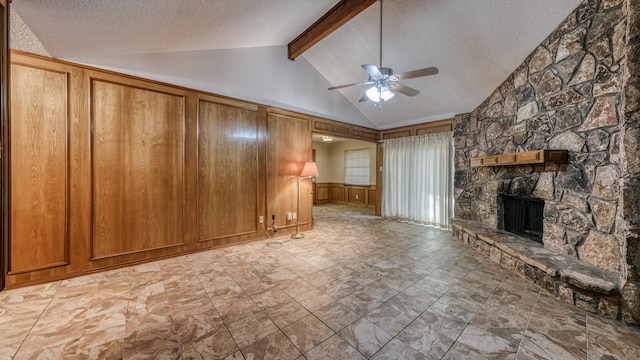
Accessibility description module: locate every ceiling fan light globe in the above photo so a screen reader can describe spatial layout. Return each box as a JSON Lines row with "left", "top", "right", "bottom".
{"left": 380, "top": 86, "right": 394, "bottom": 101}
{"left": 366, "top": 86, "right": 381, "bottom": 102}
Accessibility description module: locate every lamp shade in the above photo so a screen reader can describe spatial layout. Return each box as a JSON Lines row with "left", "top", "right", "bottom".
{"left": 300, "top": 161, "right": 319, "bottom": 177}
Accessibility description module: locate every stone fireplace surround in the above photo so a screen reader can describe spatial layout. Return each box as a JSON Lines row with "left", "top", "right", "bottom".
{"left": 452, "top": 166, "right": 622, "bottom": 321}
{"left": 452, "top": 0, "right": 640, "bottom": 325}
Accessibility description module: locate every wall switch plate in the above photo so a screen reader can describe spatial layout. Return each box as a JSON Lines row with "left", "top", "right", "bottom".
{"left": 259, "top": 216, "right": 264, "bottom": 224}
{"left": 287, "top": 212, "right": 292, "bottom": 220}
{"left": 293, "top": 212, "right": 297, "bottom": 219}
{"left": 355, "top": 194, "right": 359, "bottom": 199}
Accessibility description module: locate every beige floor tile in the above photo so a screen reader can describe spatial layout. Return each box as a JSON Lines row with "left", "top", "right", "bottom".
{"left": 216, "top": 296, "right": 262, "bottom": 324}
{"left": 278, "top": 278, "right": 316, "bottom": 298}
{"left": 586, "top": 313, "right": 640, "bottom": 360}
{"left": 372, "top": 338, "right": 428, "bottom": 360}
{"left": 294, "top": 288, "right": 335, "bottom": 312}
{"left": 1, "top": 204, "right": 638, "bottom": 359}
{"left": 313, "top": 301, "right": 361, "bottom": 332}
{"left": 397, "top": 307, "right": 468, "bottom": 358}
{"left": 181, "top": 326, "right": 238, "bottom": 360}
{"left": 282, "top": 315, "right": 334, "bottom": 353}
{"left": 338, "top": 318, "right": 393, "bottom": 358}
{"left": 303, "top": 335, "right": 366, "bottom": 360}
{"left": 227, "top": 312, "right": 278, "bottom": 349}
{"left": 241, "top": 330, "right": 301, "bottom": 360}
{"left": 365, "top": 303, "right": 413, "bottom": 336}
{"left": 264, "top": 300, "right": 311, "bottom": 328}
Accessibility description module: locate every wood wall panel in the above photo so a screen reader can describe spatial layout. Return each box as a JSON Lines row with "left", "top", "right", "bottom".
{"left": 330, "top": 186, "right": 345, "bottom": 203}
{"left": 0, "top": 0, "right": 8, "bottom": 290}
{"left": 368, "top": 188, "right": 376, "bottom": 206}
{"left": 198, "top": 98, "right": 258, "bottom": 240}
{"left": 380, "top": 119, "right": 453, "bottom": 140}
{"left": 311, "top": 117, "right": 379, "bottom": 142}
{"left": 316, "top": 183, "right": 329, "bottom": 203}
{"left": 9, "top": 63, "right": 69, "bottom": 273}
{"left": 348, "top": 188, "right": 365, "bottom": 203}
{"left": 266, "top": 112, "right": 311, "bottom": 230}
{"left": 91, "top": 79, "right": 185, "bottom": 259}
{"left": 324, "top": 183, "right": 376, "bottom": 207}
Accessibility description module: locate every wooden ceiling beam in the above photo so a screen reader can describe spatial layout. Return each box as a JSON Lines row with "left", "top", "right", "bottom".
{"left": 288, "top": 0, "right": 377, "bottom": 60}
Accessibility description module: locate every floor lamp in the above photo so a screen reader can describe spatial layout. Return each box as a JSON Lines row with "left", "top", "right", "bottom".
{"left": 292, "top": 161, "right": 319, "bottom": 239}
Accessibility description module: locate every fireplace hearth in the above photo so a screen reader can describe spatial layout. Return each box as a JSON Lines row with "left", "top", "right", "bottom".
{"left": 499, "top": 195, "right": 544, "bottom": 244}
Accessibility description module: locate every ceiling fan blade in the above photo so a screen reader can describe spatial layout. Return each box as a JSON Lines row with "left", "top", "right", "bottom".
{"left": 358, "top": 93, "right": 369, "bottom": 102}
{"left": 396, "top": 67, "right": 439, "bottom": 80}
{"left": 392, "top": 83, "right": 420, "bottom": 97}
{"left": 362, "top": 64, "right": 382, "bottom": 78}
{"left": 328, "top": 81, "right": 373, "bottom": 90}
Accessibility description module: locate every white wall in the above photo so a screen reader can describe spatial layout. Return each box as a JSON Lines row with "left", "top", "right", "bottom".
{"left": 312, "top": 142, "right": 332, "bottom": 184}
{"left": 312, "top": 139, "right": 377, "bottom": 185}
{"left": 62, "top": 46, "right": 375, "bottom": 129}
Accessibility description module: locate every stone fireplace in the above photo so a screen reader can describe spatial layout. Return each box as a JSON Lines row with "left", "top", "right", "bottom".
{"left": 452, "top": 0, "right": 640, "bottom": 325}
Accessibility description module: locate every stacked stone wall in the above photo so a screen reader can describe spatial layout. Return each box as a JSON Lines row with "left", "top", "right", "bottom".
{"left": 620, "top": 0, "right": 640, "bottom": 324}
{"left": 453, "top": 0, "right": 639, "bottom": 324}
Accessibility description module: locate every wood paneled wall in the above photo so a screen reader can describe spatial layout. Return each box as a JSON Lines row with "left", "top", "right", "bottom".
{"left": 197, "top": 97, "right": 259, "bottom": 241}
{"left": 1, "top": 0, "right": 9, "bottom": 290}
{"left": 379, "top": 119, "right": 453, "bottom": 140}
{"left": 91, "top": 79, "right": 185, "bottom": 259}
{"left": 9, "top": 62, "right": 69, "bottom": 273}
{"left": 4, "top": 50, "right": 453, "bottom": 288}
{"left": 266, "top": 110, "right": 312, "bottom": 231}
{"left": 315, "top": 183, "right": 376, "bottom": 207}
{"left": 312, "top": 117, "right": 379, "bottom": 143}
{"left": 5, "top": 52, "right": 312, "bottom": 288}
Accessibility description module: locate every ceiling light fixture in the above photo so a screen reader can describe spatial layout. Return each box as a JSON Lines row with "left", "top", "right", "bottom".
{"left": 322, "top": 135, "right": 333, "bottom": 142}
{"left": 365, "top": 84, "right": 394, "bottom": 103}
{"left": 328, "top": 0, "right": 438, "bottom": 105}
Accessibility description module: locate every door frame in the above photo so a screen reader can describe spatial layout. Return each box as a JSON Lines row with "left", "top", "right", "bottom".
{"left": 1, "top": 0, "right": 9, "bottom": 291}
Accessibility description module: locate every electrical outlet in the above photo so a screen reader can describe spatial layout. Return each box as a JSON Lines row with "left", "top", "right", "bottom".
{"left": 259, "top": 216, "right": 264, "bottom": 224}
{"left": 287, "top": 212, "right": 293, "bottom": 221}
{"left": 292, "top": 212, "right": 297, "bottom": 219}
{"left": 356, "top": 194, "right": 359, "bottom": 199}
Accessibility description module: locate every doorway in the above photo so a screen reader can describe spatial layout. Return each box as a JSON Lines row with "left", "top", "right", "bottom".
{"left": 311, "top": 134, "right": 379, "bottom": 215}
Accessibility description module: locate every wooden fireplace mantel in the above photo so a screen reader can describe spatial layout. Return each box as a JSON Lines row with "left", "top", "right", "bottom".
{"left": 470, "top": 149, "right": 568, "bottom": 169}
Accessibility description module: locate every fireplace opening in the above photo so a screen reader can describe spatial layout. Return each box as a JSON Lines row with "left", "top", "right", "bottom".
{"left": 499, "top": 195, "right": 544, "bottom": 244}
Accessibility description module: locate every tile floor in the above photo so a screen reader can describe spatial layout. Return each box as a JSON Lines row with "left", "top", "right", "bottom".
{"left": 2, "top": 204, "right": 639, "bottom": 359}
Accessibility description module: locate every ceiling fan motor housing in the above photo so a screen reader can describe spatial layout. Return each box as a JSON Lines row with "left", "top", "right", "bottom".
{"left": 379, "top": 67, "right": 393, "bottom": 77}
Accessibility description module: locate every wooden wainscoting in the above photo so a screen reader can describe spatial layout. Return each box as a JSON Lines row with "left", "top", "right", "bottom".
{"left": 315, "top": 183, "right": 376, "bottom": 207}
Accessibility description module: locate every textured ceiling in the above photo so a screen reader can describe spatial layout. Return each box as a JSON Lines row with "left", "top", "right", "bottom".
{"left": 13, "top": 0, "right": 338, "bottom": 56}
{"left": 13, "top": 0, "right": 583, "bottom": 130}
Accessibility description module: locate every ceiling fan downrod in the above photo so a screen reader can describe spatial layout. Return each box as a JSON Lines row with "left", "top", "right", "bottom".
{"left": 378, "top": 0, "right": 383, "bottom": 69}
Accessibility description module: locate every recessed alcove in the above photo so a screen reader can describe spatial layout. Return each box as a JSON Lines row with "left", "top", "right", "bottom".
{"left": 498, "top": 194, "right": 544, "bottom": 244}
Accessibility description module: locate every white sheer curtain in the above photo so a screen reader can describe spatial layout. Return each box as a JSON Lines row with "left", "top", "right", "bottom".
{"left": 382, "top": 131, "right": 453, "bottom": 228}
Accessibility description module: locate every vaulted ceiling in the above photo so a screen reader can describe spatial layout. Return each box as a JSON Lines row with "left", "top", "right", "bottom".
{"left": 12, "top": 0, "right": 583, "bottom": 129}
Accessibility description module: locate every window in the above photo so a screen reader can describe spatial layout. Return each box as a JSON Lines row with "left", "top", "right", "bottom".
{"left": 344, "top": 148, "right": 370, "bottom": 186}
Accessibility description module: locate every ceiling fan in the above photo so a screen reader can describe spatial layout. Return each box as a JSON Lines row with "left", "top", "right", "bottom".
{"left": 328, "top": 0, "right": 438, "bottom": 104}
